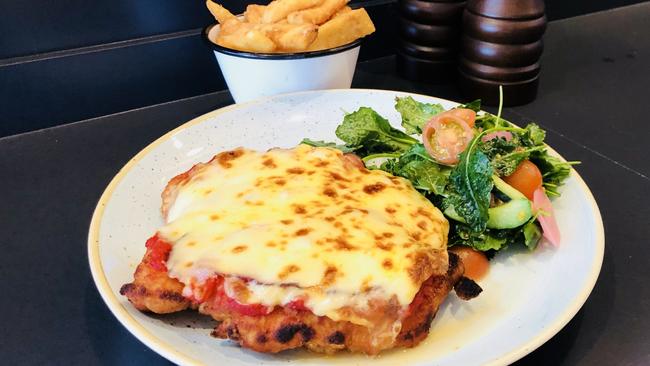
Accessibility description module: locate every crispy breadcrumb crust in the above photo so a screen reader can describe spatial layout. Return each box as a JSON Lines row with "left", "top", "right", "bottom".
{"left": 121, "top": 247, "right": 469, "bottom": 354}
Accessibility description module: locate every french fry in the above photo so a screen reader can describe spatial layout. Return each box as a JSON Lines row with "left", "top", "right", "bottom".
{"left": 307, "top": 8, "right": 375, "bottom": 51}
{"left": 219, "top": 18, "right": 254, "bottom": 37}
{"left": 245, "top": 4, "right": 265, "bottom": 23}
{"left": 252, "top": 23, "right": 318, "bottom": 51}
{"left": 261, "top": 0, "right": 322, "bottom": 24}
{"left": 218, "top": 28, "right": 277, "bottom": 53}
{"left": 287, "top": 0, "right": 348, "bottom": 25}
{"left": 206, "top": 0, "right": 236, "bottom": 23}
{"left": 333, "top": 5, "right": 352, "bottom": 17}
{"left": 276, "top": 24, "right": 319, "bottom": 51}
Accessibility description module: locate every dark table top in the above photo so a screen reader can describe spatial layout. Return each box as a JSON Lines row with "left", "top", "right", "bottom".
{"left": 1, "top": 3, "right": 649, "bottom": 365}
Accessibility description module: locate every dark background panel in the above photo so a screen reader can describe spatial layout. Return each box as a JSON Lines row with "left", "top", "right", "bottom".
{"left": 0, "top": 35, "right": 224, "bottom": 137}
{"left": 0, "top": 0, "right": 212, "bottom": 59}
{"left": 545, "top": 0, "right": 645, "bottom": 20}
{"left": 1, "top": 0, "right": 645, "bottom": 60}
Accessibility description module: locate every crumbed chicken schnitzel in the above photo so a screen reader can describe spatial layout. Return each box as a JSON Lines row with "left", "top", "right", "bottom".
{"left": 121, "top": 146, "right": 481, "bottom": 355}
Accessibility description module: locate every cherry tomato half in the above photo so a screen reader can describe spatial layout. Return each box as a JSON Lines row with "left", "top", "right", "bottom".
{"left": 422, "top": 113, "right": 475, "bottom": 165}
{"left": 449, "top": 246, "right": 489, "bottom": 281}
{"left": 447, "top": 108, "right": 477, "bottom": 128}
{"left": 503, "top": 160, "right": 543, "bottom": 200}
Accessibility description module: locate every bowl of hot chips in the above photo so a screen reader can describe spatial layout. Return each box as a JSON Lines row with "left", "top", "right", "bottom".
{"left": 203, "top": 0, "right": 375, "bottom": 103}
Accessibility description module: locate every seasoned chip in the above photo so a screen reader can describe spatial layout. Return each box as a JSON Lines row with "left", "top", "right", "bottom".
{"left": 307, "top": 8, "right": 375, "bottom": 51}
{"left": 262, "top": 0, "right": 322, "bottom": 24}
{"left": 287, "top": 0, "right": 349, "bottom": 25}
{"left": 245, "top": 4, "right": 266, "bottom": 23}
{"left": 206, "top": 0, "right": 236, "bottom": 23}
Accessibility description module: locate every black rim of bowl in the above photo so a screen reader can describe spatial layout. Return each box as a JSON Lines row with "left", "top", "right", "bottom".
{"left": 201, "top": 24, "right": 362, "bottom": 60}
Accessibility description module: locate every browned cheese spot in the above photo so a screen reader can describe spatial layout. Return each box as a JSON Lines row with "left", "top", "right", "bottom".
{"left": 363, "top": 182, "right": 386, "bottom": 194}
{"left": 321, "top": 266, "right": 339, "bottom": 286}
{"left": 385, "top": 207, "right": 396, "bottom": 214}
{"left": 287, "top": 167, "right": 305, "bottom": 174}
{"left": 280, "top": 219, "right": 294, "bottom": 225}
{"left": 204, "top": 189, "right": 213, "bottom": 195}
{"left": 361, "top": 277, "right": 373, "bottom": 292}
{"left": 262, "top": 158, "right": 276, "bottom": 168}
{"left": 376, "top": 241, "right": 394, "bottom": 251}
{"left": 333, "top": 221, "right": 343, "bottom": 228}
{"left": 411, "top": 231, "right": 422, "bottom": 241}
{"left": 307, "top": 170, "right": 316, "bottom": 175}
{"left": 324, "top": 216, "right": 335, "bottom": 222}
{"left": 293, "top": 205, "right": 307, "bottom": 214}
{"left": 323, "top": 187, "right": 338, "bottom": 198}
{"left": 383, "top": 232, "right": 394, "bottom": 238}
{"left": 209, "top": 214, "right": 220, "bottom": 221}
{"left": 232, "top": 245, "right": 248, "bottom": 253}
{"left": 314, "top": 160, "right": 330, "bottom": 167}
{"left": 278, "top": 264, "right": 301, "bottom": 280}
{"left": 408, "top": 251, "right": 433, "bottom": 284}
{"left": 335, "top": 236, "right": 356, "bottom": 250}
{"left": 186, "top": 241, "right": 196, "bottom": 247}
{"left": 417, "top": 207, "right": 434, "bottom": 219}
{"left": 185, "top": 261, "right": 194, "bottom": 268}
{"left": 382, "top": 259, "right": 393, "bottom": 269}
{"left": 215, "top": 149, "right": 244, "bottom": 168}
{"left": 417, "top": 220, "right": 428, "bottom": 230}
{"left": 342, "top": 193, "right": 359, "bottom": 202}
{"left": 266, "top": 241, "right": 277, "bottom": 248}
{"left": 294, "top": 228, "right": 312, "bottom": 236}
{"left": 330, "top": 172, "right": 350, "bottom": 182}
{"left": 274, "top": 178, "right": 286, "bottom": 186}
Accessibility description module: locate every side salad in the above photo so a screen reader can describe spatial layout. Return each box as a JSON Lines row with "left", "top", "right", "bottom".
{"left": 302, "top": 95, "right": 576, "bottom": 254}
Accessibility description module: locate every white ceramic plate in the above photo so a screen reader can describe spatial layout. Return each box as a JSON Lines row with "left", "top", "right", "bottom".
{"left": 88, "top": 89, "right": 604, "bottom": 366}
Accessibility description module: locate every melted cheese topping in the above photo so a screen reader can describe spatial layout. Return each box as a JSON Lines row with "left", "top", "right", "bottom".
{"left": 159, "top": 145, "right": 449, "bottom": 324}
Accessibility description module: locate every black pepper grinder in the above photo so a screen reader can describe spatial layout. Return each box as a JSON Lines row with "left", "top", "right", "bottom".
{"left": 459, "top": 0, "right": 547, "bottom": 106}
{"left": 397, "top": 0, "right": 466, "bottom": 83}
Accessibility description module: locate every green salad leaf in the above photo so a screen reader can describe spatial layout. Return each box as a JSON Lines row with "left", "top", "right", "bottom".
{"left": 300, "top": 138, "right": 355, "bottom": 153}
{"left": 522, "top": 220, "right": 542, "bottom": 250}
{"left": 335, "top": 107, "right": 417, "bottom": 157}
{"left": 444, "top": 137, "right": 494, "bottom": 232}
{"left": 449, "top": 219, "right": 542, "bottom": 252}
{"left": 530, "top": 150, "right": 575, "bottom": 197}
{"left": 394, "top": 96, "right": 444, "bottom": 135}
{"left": 382, "top": 144, "right": 451, "bottom": 195}
{"left": 460, "top": 99, "right": 482, "bottom": 112}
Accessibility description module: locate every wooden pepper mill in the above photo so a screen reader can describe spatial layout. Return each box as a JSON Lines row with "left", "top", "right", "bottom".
{"left": 459, "top": 0, "right": 547, "bottom": 105}
{"left": 397, "top": 0, "right": 466, "bottom": 83}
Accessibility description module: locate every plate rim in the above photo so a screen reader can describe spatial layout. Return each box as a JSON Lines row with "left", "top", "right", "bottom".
{"left": 88, "top": 88, "right": 605, "bottom": 366}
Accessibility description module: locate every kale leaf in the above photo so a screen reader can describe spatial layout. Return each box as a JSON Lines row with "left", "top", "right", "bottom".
{"left": 382, "top": 144, "right": 451, "bottom": 195}
{"left": 335, "top": 107, "right": 417, "bottom": 157}
{"left": 300, "top": 138, "right": 355, "bottom": 153}
{"left": 444, "top": 138, "right": 494, "bottom": 232}
{"left": 394, "top": 96, "right": 444, "bottom": 135}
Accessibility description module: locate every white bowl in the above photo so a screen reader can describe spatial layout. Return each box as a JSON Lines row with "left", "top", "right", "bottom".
{"left": 203, "top": 24, "right": 361, "bottom": 103}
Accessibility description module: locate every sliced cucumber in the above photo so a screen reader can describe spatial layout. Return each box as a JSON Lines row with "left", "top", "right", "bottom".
{"left": 486, "top": 198, "right": 532, "bottom": 229}
{"left": 443, "top": 175, "right": 532, "bottom": 229}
